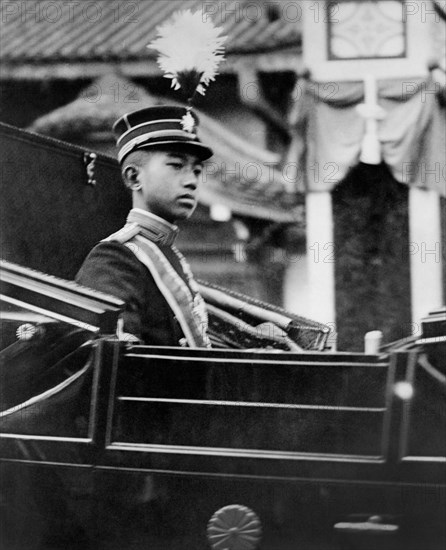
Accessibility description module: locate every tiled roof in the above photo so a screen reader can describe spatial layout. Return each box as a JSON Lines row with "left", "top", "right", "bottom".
{"left": 0, "top": 0, "right": 301, "bottom": 63}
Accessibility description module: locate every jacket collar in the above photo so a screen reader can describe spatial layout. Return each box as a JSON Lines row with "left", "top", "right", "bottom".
{"left": 127, "top": 208, "right": 179, "bottom": 246}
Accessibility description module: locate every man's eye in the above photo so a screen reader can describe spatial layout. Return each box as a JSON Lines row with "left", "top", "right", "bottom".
{"left": 194, "top": 168, "right": 202, "bottom": 177}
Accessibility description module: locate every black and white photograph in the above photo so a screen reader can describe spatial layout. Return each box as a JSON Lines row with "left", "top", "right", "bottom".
{"left": 0, "top": 1, "right": 445, "bottom": 548}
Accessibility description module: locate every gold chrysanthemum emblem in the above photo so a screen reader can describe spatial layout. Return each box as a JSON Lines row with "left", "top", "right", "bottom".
{"left": 207, "top": 504, "right": 262, "bottom": 550}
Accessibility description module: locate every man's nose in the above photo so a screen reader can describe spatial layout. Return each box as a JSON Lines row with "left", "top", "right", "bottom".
{"left": 183, "top": 170, "right": 199, "bottom": 190}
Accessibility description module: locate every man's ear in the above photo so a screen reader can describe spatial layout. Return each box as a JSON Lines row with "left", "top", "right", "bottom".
{"left": 122, "top": 165, "right": 141, "bottom": 191}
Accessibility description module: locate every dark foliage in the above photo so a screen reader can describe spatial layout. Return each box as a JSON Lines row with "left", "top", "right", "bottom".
{"left": 333, "top": 163, "right": 411, "bottom": 350}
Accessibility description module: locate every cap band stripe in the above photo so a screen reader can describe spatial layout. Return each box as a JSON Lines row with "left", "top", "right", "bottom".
{"left": 117, "top": 118, "right": 184, "bottom": 146}
{"left": 118, "top": 130, "right": 198, "bottom": 162}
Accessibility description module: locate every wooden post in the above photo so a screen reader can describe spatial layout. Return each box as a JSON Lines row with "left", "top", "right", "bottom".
{"left": 283, "top": 192, "right": 336, "bottom": 347}
{"left": 306, "top": 191, "right": 336, "bottom": 346}
{"left": 408, "top": 187, "right": 443, "bottom": 333}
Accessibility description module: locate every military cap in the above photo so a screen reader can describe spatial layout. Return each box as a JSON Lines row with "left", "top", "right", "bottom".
{"left": 113, "top": 105, "right": 213, "bottom": 163}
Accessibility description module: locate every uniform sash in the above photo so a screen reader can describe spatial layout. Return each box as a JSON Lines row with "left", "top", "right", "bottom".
{"left": 124, "top": 235, "right": 210, "bottom": 348}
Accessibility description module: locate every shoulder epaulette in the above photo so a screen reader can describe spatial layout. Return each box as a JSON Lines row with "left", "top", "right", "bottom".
{"left": 101, "top": 222, "right": 140, "bottom": 244}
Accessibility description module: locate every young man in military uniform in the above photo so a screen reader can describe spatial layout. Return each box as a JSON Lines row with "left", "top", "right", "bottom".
{"left": 76, "top": 106, "right": 212, "bottom": 347}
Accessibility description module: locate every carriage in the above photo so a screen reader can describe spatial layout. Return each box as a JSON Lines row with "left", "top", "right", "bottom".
{"left": 1, "top": 122, "right": 445, "bottom": 549}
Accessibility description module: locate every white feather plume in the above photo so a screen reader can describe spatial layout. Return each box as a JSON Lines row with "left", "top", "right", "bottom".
{"left": 148, "top": 9, "right": 227, "bottom": 98}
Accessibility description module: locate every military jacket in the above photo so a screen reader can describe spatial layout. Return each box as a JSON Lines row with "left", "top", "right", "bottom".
{"left": 76, "top": 208, "right": 209, "bottom": 347}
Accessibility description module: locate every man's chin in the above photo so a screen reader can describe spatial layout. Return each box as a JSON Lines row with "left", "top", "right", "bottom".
{"left": 175, "top": 204, "right": 196, "bottom": 220}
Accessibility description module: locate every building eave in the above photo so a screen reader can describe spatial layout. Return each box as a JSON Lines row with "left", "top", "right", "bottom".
{"left": 0, "top": 49, "right": 302, "bottom": 81}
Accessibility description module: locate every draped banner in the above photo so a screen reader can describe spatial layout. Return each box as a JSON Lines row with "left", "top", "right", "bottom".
{"left": 300, "top": 76, "right": 446, "bottom": 193}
